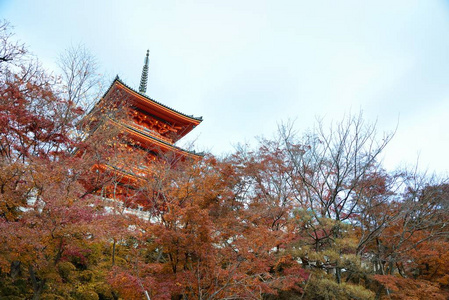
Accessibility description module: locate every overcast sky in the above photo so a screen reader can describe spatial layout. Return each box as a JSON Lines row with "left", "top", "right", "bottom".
{"left": 2, "top": 0, "right": 449, "bottom": 175}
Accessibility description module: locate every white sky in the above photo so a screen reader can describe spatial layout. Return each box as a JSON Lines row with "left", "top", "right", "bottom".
{"left": 2, "top": 0, "right": 449, "bottom": 175}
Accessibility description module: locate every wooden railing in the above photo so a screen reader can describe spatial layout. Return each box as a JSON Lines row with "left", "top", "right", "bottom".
{"left": 124, "top": 121, "right": 173, "bottom": 144}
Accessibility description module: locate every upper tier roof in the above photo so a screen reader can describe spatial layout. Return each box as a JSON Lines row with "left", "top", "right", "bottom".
{"left": 100, "top": 76, "right": 202, "bottom": 139}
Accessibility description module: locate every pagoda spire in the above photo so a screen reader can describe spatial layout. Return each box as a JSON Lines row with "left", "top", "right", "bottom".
{"left": 139, "top": 50, "right": 150, "bottom": 94}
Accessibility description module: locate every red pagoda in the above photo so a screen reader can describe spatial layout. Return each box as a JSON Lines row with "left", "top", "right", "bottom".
{"left": 82, "top": 51, "right": 202, "bottom": 211}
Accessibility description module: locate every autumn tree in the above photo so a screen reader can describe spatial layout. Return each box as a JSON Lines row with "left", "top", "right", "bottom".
{"left": 370, "top": 175, "right": 449, "bottom": 299}
{"left": 0, "top": 20, "right": 117, "bottom": 300}
{"left": 106, "top": 153, "right": 309, "bottom": 300}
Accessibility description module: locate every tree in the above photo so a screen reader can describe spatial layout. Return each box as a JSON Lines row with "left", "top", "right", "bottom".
{"left": 0, "top": 21, "right": 116, "bottom": 300}
{"left": 279, "top": 114, "right": 394, "bottom": 284}
{"left": 106, "top": 154, "right": 308, "bottom": 299}
{"left": 369, "top": 176, "right": 449, "bottom": 299}
{"left": 58, "top": 44, "right": 104, "bottom": 111}
{"left": 0, "top": 20, "right": 25, "bottom": 66}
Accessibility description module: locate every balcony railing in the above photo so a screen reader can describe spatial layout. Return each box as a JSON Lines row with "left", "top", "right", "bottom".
{"left": 124, "top": 121, "right": 173, "bottom": 144}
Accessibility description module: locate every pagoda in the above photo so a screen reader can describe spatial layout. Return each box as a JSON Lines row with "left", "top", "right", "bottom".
{"left": 81, "top": 51, "right": 203, "bottom": 208}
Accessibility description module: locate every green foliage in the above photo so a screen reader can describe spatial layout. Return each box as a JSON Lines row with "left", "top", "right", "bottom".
{"left": 0, "top": 285, "right": 21, "bottom": 297}
{"left": 57, "top": 261, "right": 77, "bottom": 282}
{"left": 0, "top": 277, "right": 32, "bottom": 298}
{"left": 304, "top": 274, "right": 375, "bottom": 300}
{"left": 74, "top": 290, "right": 99, "bottom": 300}
{"left": 1, "top": 296, "right": 24, "bottom": 300}
{"left": 92, "top": 283, "right": 115, "bottom": 300}
{"left": 78, "top": 270, "right": 94, "bottom": 283}
{"left": 41, "top": 294, "right": 68, "bottom": 300}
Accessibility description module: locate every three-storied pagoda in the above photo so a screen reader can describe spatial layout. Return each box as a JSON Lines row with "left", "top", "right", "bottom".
{"left": 82, "top": 51, "right": 202, "bottom": 208}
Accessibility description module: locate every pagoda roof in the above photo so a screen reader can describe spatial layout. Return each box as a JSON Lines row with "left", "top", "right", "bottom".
{"left": 104, "top": 76, "right": 203, "bottom": 122}
{"left": 94, "top": 76, "right": 203, "bottom": 140}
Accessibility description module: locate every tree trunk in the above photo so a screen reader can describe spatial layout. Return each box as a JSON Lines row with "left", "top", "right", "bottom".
{"left": 112, "top": 239, "right": 116, "bottom": 266}
{"left": 29, "top": 265, "right": 45, "bottom": 300}
{"left": 335, "top": 267, "right": 342, "bottom": 284}
{"left": 10, "top": 260, "right": 21, "bottom": 279}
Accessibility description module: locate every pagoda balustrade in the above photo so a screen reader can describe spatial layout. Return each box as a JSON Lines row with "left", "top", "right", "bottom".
{"left": 123, "top": 120, "right": 174, "bottom": 144}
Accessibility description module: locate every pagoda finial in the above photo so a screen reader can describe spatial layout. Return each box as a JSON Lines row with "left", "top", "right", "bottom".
{"left": 139, "top": 50, "right": 150, "bottom": 94}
